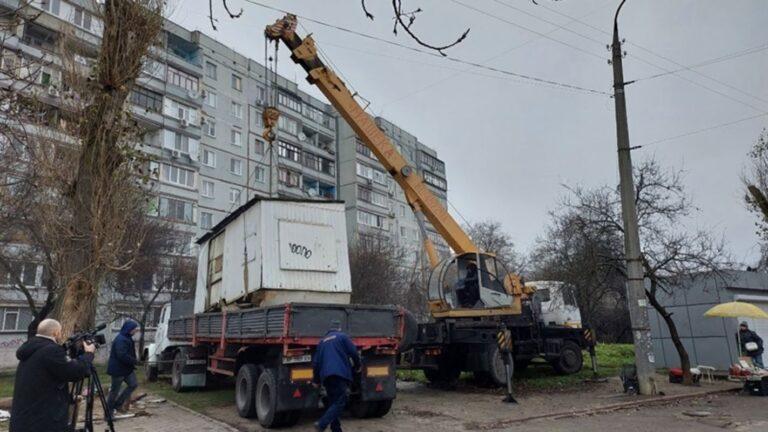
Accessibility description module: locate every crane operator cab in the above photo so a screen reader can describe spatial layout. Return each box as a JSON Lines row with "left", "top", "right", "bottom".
{"left": 428, "top": 252, "right": 531, "bottom": 317}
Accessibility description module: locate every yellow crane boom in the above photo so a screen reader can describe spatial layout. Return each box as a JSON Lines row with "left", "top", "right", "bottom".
{"left": 264, "top": 15, "right": 477, "bottom": 267}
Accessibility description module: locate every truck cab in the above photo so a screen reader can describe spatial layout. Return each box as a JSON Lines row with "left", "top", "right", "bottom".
{"left": 143, "top": 300, "right": 193, "bottom": 381}
{"left": 527, "top": 280, "right": 582, "bottom": 328}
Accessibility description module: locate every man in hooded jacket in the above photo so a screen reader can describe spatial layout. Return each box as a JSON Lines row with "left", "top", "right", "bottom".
{"left": 107, "top": 320, "right": 139, "bottom": 413}
{"left": 10, "top": 318, "right": 95, "bottom": 432}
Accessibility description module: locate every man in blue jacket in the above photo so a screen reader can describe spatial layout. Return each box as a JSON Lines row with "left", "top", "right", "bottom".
{"left": 107, "top": 320, "right": 139, "bottom": 414}
{"left": 313, "top": 319, "right": 361, "bottom": 432}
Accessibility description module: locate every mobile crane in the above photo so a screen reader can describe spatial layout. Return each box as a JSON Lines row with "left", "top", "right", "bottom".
{"left": 265, "top": 14, "right": 593, "bottom": 387}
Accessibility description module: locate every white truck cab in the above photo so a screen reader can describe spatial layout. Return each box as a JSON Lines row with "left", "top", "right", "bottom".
{"left": 143, "top": 300, "right": 193, "bottom": 381}
{"left": 526, "top": 281, "right": 582, "bottom": 328}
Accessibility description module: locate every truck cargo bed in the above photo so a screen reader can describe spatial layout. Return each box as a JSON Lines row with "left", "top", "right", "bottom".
{"left": 168, "top": 303, "right": 402, "bottom": 345}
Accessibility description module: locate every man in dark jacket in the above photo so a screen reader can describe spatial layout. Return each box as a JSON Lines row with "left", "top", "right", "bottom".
{"left": 738, "top": 321, "right": 764, "bottom": 368}
{"left": 10, "top": 318, "right": 95, "bottom": 432}
{"left": 106, "top": 320, "right": 139, "bottom": 414}
{"left": 312, "top": 320, "right": 361, "bottom": 432}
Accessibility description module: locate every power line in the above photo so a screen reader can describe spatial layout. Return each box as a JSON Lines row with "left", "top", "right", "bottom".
{"left": 241, "top": 0, "right": 609, "bottom": 97}
{"left": 641, "top": 112, "right": 768, "bottom": 148}
{"left": 533, "top": 1, "right": 768, "bottom": 110}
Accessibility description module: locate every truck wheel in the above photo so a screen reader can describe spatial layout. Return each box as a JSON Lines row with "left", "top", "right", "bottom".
{"left": 350, "top": 399, "right": 392, "bottom": 418}
{"left": 485, "top": 345, "right": 511, "bottom": 387}
{"left": 255, "top": 368, "right": 291, "bottom": 428}
{"left": 552, "top": 341, "right": 583, "bottom": 375}
{"left": 145, "top": 362, "right": 159, "bottom": 382}
{"left": 236, "top": 364, "right": 259, "bottom": 418}
{"left": 171, "top": 350, "right": 186, "bottom": 392}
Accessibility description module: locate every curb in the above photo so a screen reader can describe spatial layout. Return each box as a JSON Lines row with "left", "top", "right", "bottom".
{"left": 161, "top": 399, "right": 240, "bottom": 432}
{"left": 465, "top": 386, "right": 742, "bottom": 430}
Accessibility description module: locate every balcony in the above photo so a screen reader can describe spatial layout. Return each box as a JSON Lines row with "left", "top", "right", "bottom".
{"left": 22, "top": 22, "right": 58, "bottom": 53}
{"left": 303, "top": 178, "right": 336, "bottom": 200}
{"left": 166, "top": 32, "right": 201, "bottom": 68}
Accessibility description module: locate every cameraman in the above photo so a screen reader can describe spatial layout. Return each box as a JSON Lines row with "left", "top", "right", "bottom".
{"left": 106, "top": 320, "right": 139, "bottom": 415}
{"left": 10, "top": 318, "right": 95, "bottom": 432}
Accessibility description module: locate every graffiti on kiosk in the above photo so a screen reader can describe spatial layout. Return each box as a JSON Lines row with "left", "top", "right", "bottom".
{"left": 0, "top": 337, "right": 25, "bottom": 349}
{"left": 288, "top": 243, "right": 313, "bottom": 259}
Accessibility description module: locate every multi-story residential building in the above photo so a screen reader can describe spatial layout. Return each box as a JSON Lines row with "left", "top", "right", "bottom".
{"left": 338, "top": 116, "right": 451, "bottom": 267}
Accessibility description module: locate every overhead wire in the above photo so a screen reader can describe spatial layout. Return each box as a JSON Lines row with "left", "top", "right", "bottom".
{"left": 241, "top": 0, "right": 609, "bottom": 97}
{"left": 640, "top": 112, "right": 768, "bottom": 148}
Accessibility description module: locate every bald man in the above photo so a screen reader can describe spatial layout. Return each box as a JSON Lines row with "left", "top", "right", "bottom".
{"left": 10, "top": 318, "right": 95, "bottom": 432}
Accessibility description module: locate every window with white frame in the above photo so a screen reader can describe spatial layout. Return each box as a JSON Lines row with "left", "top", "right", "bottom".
{"left": 231, "top": 101, "right": 243, "bottom": 119}
{"left": 167, "top": 65, "right": 199, "bottom": 92}
{"left": 203, "top": 117, "right": 216, "bottom": 137}
{"left": 40, "top": 0, "right": 61, "bottom": 15}
{"left": 278, "top": 141, "right": 301, "bottom": 162}
{"left": 73, "top": 7, "right": 92, "bottom": 30}
{"left": 200, "top": 212, "right": 213, "bottom": 229}
{"left": 202, "top": 149, "right": 216, "bottom": 167}
{"left": 1, "top": 307, "right": 20, "bottom": 332}
{"left": 166, "top": 131, "right": 190, "bottom": 153}
{"left": 253, "top": 136, "right": 265, "bottom": 155}
{"left": 423, "top": 171, "right": 447, "bottom": 190}
{"left": 230, "top": 129, "right": 242, "bottom": 146}
{"left": 356, "top": 162, "right": 387, "bottom": 185}
{"left": 204, "top": 90, "right": 216, "bottom": 108}
{"left": 201, "top": 180, "right": 214, "bottom": 197}
{"left": 231, "top": 74, "right": 242, "bottom": 91}
{"left": 158, "top": 197, "right": 194, "bottom": 223}
{"left": 278, "top": 167, "right": 301, "bottom": 188}
{"left": 400, "top": 226, "right": 408, "bottom": 238}
{"left": 163, "top": 98, "right": 197, "bottom": 124}
{"left": 254, "top": 86, "right": 265, "bottom": 102}
{"left": 358, "top": 186, "right": 388, "bottom": 209}
{"left": 229, "top": 188, "right": 241, "bottom": 205}
{"left": 357, "top": 210, "right": 388, "bottom": 230}
{"left": 253, "top": 165, "right": 266, "bottom": 183}
{"left": 161, "top": 163, "right": 196, "bottom": 188}
{"left": 278, "top": 116, "right": 299, "bottom": 136}
{"left": 205, "top": 61, "right": 217, "bottom": 80}
{"left": 249, "top": 106, "right": 263, "bottom": 129}
{"left": 230, "top": 158, "right": 242, "bottom": 175}
{"left": 278, "top": 92, "right": 301, "bottom": 112}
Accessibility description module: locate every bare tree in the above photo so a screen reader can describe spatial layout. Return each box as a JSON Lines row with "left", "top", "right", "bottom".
{"left": 465, "top": 219, "right": 525, "bottom": 273}
{"left": 743, "top": 129, "right": 768, "bottom": 267}
{"left": 106, "top": 216, "right": 195, "bottom": 354}
{"left": 553, "top": 159, "right": 732, "bottom": 384}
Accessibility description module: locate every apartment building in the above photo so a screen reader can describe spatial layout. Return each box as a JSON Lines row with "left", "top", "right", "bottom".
{"left": 338, "top": 116, "right": 451, "bottom": 267}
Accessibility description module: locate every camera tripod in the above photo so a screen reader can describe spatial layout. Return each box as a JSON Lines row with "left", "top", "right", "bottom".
{"left": 68, "top": 362, "right": 115, "bottom": 432}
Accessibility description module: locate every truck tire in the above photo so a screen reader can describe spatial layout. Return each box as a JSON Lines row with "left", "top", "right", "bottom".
{"left": 236, "top": 364, "right": 259, "bottom": 418}
{"left": 171, "top": 350, "right": 186, "bottom": 392}
{"left": 350, "top": 399, "right": 393, "bottom": 418}
{"left": 255, "top": 368, "right": 297, "bottom": 428}
{"left": 145, "top": 362, "right": 159, "bottom": 382}
{"left": 552, "top": 341, "right": 583, "bottom": 375}
{"left": 484, "top": 344, "right": 511, "bottom": 387}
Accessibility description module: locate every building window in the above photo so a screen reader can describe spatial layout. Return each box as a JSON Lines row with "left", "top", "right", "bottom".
{"left": 230, "top": 158, "right": 242, "bottom": 175}
{"left": 278, "top": 116, "right": 299, "bottom": 136}
{"left": 161, "top": 163, "right": 196, "bottom": 188}
{"left": 253, "top": 166, "right": 266, "bottom": 183}
{"left": 358, "top": 186, "right": 388, "bottom": 209}
{"left": 253, "top": 137, "right": 265, "bottom": 155}
{"left": 419, "top": 151, "right": 446, "bottom": 175}
{"left": 130, "top": 87, "right": 163, "bottom": 112}
{"left": 205, "top": 61, "right": 217, "bottom": 80}
{"left": 278, "top": 92, "right": 301, "bottom": 112}
{"left": 200, "top": 212, "right": 213, "bottom": 229}
{"left": 168, "top": 132, "right": 190, "bottom": 153}
{"left": 423, "top": 171, "right": 447, "bottom": 190}
{"left": 202, "top": 149, "right": 216, "bottom": 167}
{"left": 356, "top": 162, "right": 387, "bottom": 185}
{"left": 229, "top": 188, "right": 241, "bottom": 205}
{"left": 278, "top": 167, "right": 301, "bottom": 188}
{"left": 40, "top": 0, "right": 61, "bottom": 15}
{"left": 278, "top": 141, "right": 301, "bottom": 162}
{"left": 357, "top": 210, "right": 388, "bottom": 230}
{"left": 158, "top": 197, "right": 194, "bottom": 223}
{"left": 203, "top": 117, "right": 216, "bottom": 137}
{"left": 303, "top": 152, "right": 335, "bottom": 175}
{"left": 73, "top": 7, "right": 92, "bottom": 30}
{"left": 249, "top": 106, "right": 263, "bottom": 129}
{"left": 167, "top": 65, "right": 199, "bottom": 92}
{"left": 230, "top": 129, "right": 242, "bottom": 146}
{"left": 163, "top": 98, "right": 197, "bottom": 124}
{"left": 401, "top": 226, "right": 408, "bottom": 238}
{"left": 1, "top": 308, "right": 19, "bottom": 331}
{"left": 231, "top": 102, "right": 243, "bottom": 119}
{"left": 201, "top": 180, "right": 214, "bottom": 198}
{"left": 204, "top": 90, "right": 217, "bottom": 108}
{"left": 302, "top": 104, "right": 326, "bottom": 124}
{"left": 356, "top": 139, "right": 373, "bottom": 158}
{"left": 231, "top": 74, "right": 242, "bottom": 91}
{"left": 400, "top": 205, "right": 406, "bottom": 217}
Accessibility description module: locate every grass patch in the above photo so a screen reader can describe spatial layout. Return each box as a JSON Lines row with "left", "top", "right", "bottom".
{"left": 0, "top": 370, "right": 15, "bottom": 399}
{"left": 139, "top": 378, "right": 234, "bottom": 412}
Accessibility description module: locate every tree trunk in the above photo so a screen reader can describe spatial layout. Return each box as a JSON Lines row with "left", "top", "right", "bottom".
{"left": 138, "top": 311, "right": 148, "bottom": 356}
{"left": 26, "top": 294, "right": 56, "bottom": 339}
{"left": 646, "top": 288, "right": 693, "bottom": 385}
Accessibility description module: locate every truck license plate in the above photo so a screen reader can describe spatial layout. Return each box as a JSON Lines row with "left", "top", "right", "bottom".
{"left": 283, "top": 354, "right": 312, "bottom": 364}
{"left": 185, "top": 359, "right": 207, "bottom": 365}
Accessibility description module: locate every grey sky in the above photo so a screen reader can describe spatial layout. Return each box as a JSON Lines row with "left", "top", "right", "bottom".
{"left": 171, "top": 0, "right": 768, "bottom": 266}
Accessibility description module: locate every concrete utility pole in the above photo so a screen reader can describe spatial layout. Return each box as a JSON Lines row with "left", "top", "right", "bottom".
{"left": 611, "top": 0, "right": 657, "bottom": 396}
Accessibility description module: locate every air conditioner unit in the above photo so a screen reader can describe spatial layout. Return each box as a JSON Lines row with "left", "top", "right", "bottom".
{"left": 180, "top": 118, "right": 189, "bottom": 128}
{"left": 47, "top": 87, "right": 60, "bottom": 97}
{"left": 388, "top": 190, "right": 394, "bottom": 197}
{"left": 298, "top": 132, "right": 307, "bottom": 142}
{"left": 171, "top": 150, "right": 181, "bottom": 158}
{"left": 255, "top": 98, "right": 264, "bottom": 106}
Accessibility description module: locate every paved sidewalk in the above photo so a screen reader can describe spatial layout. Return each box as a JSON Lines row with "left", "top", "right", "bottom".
{"left": 104, "top": 400, "right": 237, "bottom": 432}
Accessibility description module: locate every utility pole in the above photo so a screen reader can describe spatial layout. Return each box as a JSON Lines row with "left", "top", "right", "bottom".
{"left": 611, "top": 0, "right": 657, "bottom": 396}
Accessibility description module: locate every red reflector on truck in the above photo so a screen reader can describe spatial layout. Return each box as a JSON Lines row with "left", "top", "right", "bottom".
{"left": 293, "top": 389, "right": 302, "bottom": 398}
{"left": 375, "top": 383, "right": 383, "bottom": 392}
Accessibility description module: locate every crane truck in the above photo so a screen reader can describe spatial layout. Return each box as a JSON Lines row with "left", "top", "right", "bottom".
{"left": 264, "top": 14, "right": 594, "bottom": 388}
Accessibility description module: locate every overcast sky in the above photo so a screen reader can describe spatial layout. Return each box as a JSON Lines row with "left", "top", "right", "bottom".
{"left": 171, "top": 0, "right": 768, "bottom": 266}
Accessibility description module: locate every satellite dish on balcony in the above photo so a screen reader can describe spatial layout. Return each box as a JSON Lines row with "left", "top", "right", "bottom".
{"left": 298, "top": 132, "right": 307, "bottom": 142}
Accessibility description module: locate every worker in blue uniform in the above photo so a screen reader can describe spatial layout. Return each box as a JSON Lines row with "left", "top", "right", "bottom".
{"left": 313, "top": 319, "right": 361, "bottom": 432}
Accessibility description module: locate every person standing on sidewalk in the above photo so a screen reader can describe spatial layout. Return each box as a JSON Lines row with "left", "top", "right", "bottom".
{"left": 107, "top": 320, "right": 139, "bottom": 415}
{"left": 312, "top": 319, "right": 361, "bottom": 432}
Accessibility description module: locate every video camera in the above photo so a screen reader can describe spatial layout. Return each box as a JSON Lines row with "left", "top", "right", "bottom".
{"left": 63, "top": 323, "right": 107, "bottom": 358}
